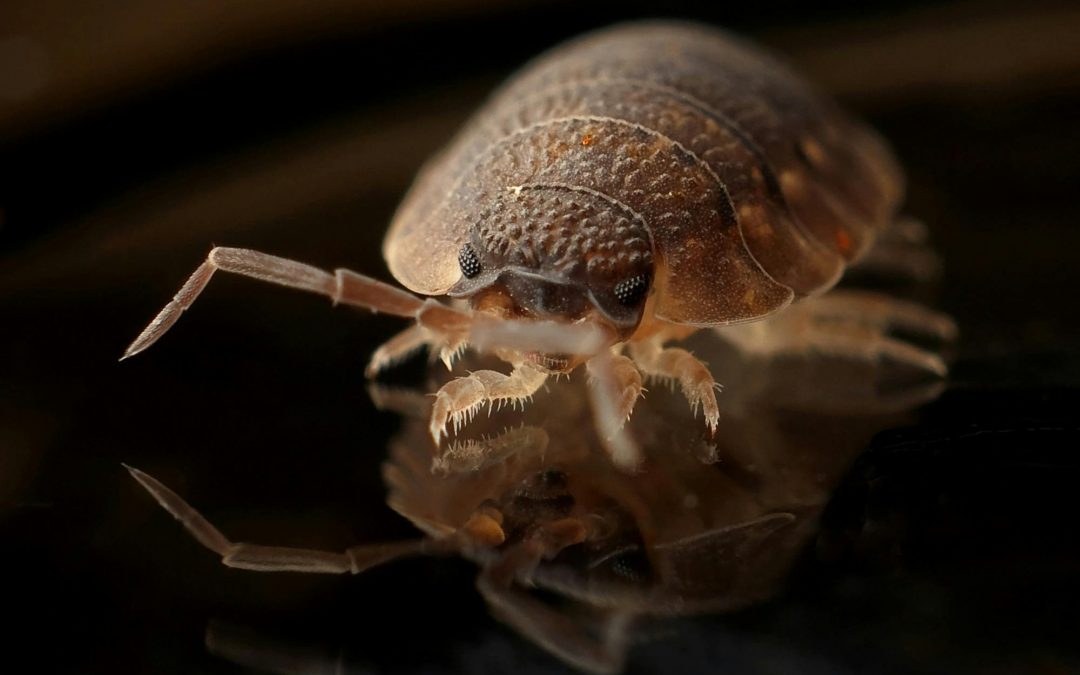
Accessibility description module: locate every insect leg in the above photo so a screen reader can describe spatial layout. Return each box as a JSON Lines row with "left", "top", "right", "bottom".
{"left": 122, "top": 247, "right": 463, "bottom": 359}
{"left": 366, "top": 382, "right": 433, "bottom": 419}
{"left": 627, "top": 339, "right": 721, "bottom": 433}
{"left": 365, "top": 324, "right": 468, "bottom": 377}
{"left": 367, "top": 325, "right": 432, "bottom": 377}
{"left": 846, "top": 216, "right": 944, "bottom": 285}
{"left": 584, "top": 354, "right": 644, "bottom": 430}
{"left": 802, "top": 289, "right": 958, "bottom": 344}
{"left": 718, "top": 290, "right": 953, "bottom": 378}
{"left": 585, "top": 352, "right": 645, "bottom": 471}
{"left": 126, "top": 465, "right": 436, "bottom": 574}
{"left": 429, "top": 362, "right": 548, "bottom": 445}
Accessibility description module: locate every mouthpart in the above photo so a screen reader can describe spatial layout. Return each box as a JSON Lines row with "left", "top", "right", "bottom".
{"left": 526, "top": 352, "right": 576, "bottom": 373}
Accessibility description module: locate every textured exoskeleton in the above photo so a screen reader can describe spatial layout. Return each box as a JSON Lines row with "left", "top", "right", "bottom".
{"left": 388, "top": 23, "right": 902, "bottom": 314}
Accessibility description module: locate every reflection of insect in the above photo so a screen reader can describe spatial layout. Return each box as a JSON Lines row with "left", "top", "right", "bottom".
{"left": 128, "top": 325, "right": 950, "bottom": 673}
{"left": 123, "top": 22, "right": 914, "bottom": 467}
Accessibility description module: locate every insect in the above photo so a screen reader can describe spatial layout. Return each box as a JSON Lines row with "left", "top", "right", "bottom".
{"left": 123, "top": 22, "right": 921, "bottom": 468}
{"left": 128, "top": 320, "right": 952, "bottom": 674}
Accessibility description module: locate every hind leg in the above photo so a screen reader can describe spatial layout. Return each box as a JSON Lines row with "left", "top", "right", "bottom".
{"left": 846, "top": 216, "right": 944, "bottom": 285}
{"left": 718, "top": 289, "right": 956, "bottom": 378}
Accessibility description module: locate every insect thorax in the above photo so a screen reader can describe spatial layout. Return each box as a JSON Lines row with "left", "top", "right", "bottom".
{"left": 478, "top": 185, "right": 651, "bottom": 280}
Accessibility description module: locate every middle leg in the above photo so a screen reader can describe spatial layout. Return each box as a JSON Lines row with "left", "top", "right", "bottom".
{"left": 586, "top": 352, "right": 646, "bottom": 470}
{"left": 628, "top": 337, "right": 720, "bottom": 432}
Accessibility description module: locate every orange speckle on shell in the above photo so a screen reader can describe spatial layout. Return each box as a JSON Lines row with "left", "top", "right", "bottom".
{"left": 835, "top": 230, "right": 852, "bottom": 255}
{"left": 581, "top": 134, "right": 594, "bottom": 146}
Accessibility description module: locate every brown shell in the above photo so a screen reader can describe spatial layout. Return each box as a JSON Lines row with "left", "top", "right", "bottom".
{"left": 384, "top": 22, "right": 903, "bottom": 326}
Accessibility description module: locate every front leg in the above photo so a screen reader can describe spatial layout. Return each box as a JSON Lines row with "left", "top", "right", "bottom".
{"left": 122, "top": 246, "right": 472, "bottom": 360}
{"left": 429, "top": 361, "right": 548, "bottom": 445}
{"left": 628, "top": 338, "right": 720, "bottom": 433}
{"left": 124, "top": 247, "right": 609, "bottom": 370}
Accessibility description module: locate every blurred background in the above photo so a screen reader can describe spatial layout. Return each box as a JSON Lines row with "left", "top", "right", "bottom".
{"left": 1, "top": 1, "right": 1078, "bottom": 673}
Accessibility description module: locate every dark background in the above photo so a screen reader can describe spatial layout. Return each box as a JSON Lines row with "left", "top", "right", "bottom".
{"left": 1, "top": 1, "right": 1078, "bottom": 673}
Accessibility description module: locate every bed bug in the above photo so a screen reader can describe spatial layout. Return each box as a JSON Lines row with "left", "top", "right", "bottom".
{"left": 127, "top": 321, "right": 952, "bottom": 673}
{"left": 122, "top": 21, "right": 928, "bottom": 468}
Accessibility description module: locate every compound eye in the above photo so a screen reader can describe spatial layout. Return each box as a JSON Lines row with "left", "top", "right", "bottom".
{"left": 458, "top": 243, "right": 482, "bottom": 279}
{"left": 613, "top": 274, "right": 649, "bottom": 307}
